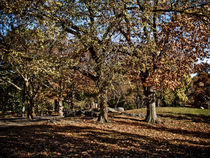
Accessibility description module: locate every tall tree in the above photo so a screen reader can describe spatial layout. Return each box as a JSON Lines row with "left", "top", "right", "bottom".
{"left": 108, "top": 0, "right": 208, "bottom": 123}
{"left": 0, "top": 25, "right": 52, "bottom": 119}
{"left": 38, "top": 0, "right": 121, "bottom": 122}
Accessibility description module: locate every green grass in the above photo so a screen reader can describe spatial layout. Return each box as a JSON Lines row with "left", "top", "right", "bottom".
{"left": 157, "top": 107, "right": 210, "bottom": 116}
{"left": 126, "top": 107, "right": 210, "bottom": 116}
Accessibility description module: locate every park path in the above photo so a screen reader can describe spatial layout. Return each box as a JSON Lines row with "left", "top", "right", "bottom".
{"left": 0, "top": 116, "right": 61, "bottom": 128}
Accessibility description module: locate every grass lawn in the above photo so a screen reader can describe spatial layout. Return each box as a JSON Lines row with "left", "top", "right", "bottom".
{"left": 0, "top": 107, "right": 209, "bottom": 157}
{"left": 127, "top": 107, "right": 210, "bottom": 116}
{"left": 157, "top": 107, "right": 210, "bottom": 116}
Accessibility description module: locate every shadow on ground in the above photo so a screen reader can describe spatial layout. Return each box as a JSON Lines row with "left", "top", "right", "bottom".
{"left": 158, "top": 112, "right": 210, "bottom": 124}
{"left": 0, "top": 118, "right": 209, "bottom": 158}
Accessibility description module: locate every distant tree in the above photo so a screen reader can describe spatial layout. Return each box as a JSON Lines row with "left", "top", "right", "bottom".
{"left": 191, "top": 72, "right": 210, "bottom": 109}
{"left": 41, "top": 35, "right": 75, "bottom": 117}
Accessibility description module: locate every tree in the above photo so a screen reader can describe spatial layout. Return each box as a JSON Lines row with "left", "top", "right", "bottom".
{"left": 108, "top": 0, "right": 208, "bottom": 123}
{"left": 191, "top": 72, "right": 210, "bottom": 109}
{"left": 160, "top": 76, "right": 191, "bottom": 107}
{"left": 0, "top": 25, "right": 53, "bottom": 119}
{"left": 39, "top": 0, "right": 122, "bottom": 122}
{"left": 0, "top": 0, "right": 208, "bottom": 123}
{"left": 41, "top": 35, "right": 75, "bottom": 117}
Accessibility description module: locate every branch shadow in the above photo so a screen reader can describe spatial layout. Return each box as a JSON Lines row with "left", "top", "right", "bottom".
{"left": 158, "top": 113, "right": 210, "bottom": 124}
{"left": 0, "top": 122, "right": 209, "bottom": 158}
{"left": 113, "top": 117, "right": 210, "bottom": 139}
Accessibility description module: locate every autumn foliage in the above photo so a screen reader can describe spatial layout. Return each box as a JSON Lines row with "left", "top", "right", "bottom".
{"left": 0, "top": 0, "right": 209, "bottom": 123}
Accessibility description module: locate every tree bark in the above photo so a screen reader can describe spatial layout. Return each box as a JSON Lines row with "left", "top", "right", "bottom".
{"left": 70, "top": 89, "right": 75, "bottom": 111}
{"left": 145, "top": 90, "right": 158, "bottom": 123}
{"left": 25, "top": 80, "right": 34, "bottom": 120}
{"left": 98, "top": 105, "right": 108, "bottom": 123}
{"left": 27, "top": 101, "right": 34, "bottom": 120}
{"left": 54, "top": 99, "right": 58, "bottom": 112}
{"left": 98, "top": 92, "right": 108, "bottom": 123}
{"left": 22, "top": 105, "right": 25, "bottom": 117}
{"left": 58, "top": 99, "right": 64, "bottom": 117}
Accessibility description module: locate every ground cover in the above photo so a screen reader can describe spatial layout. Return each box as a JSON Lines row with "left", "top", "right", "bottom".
{"left": 0, "top": 107, "right": 209, "bottom": 157}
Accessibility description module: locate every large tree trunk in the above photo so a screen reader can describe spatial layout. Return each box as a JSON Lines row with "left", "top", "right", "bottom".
{"left": 145, "top": 100, "right": 158, "bottom": 123}
{"left": 98, "top": 92, "right": 108, "bottom": 123}
{"left": 145, "top": 90, "right": 158, "bottom": 123}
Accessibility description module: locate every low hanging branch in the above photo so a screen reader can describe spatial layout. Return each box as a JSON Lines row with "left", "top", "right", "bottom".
{"left": 0, "top": 78, "right": 22, "bottom": 91}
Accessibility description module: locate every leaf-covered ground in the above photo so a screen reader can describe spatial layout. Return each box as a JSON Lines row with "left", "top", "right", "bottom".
{"left": 0, "top": 111, "right": 210, "bottom": 158}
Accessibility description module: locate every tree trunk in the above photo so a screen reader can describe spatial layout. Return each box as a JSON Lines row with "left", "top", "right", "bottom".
{"left": 145, "top": 100, "right": 158, "bottom": 123}
{"left": 27, "top": 101, "right": 33, "bottom": 120}
{"left": 98, "top": 93, "right": 108, "bottom": 123}
{"left": 22, "top": 105, "right": 25, "bottom": 117}
{"left": 25, "top": 80, "right": 34, "bottom": 120}
{"left": 156, "top": 97, "right": 160, "bottom": 107}
{"left": 1, "top": 91, "right": 7, "bottom": 114}
{"left": 70, "top": 90, "right": 75, "bottom": 111}
{"left": 98, "top": 104, "right": 108, "bottom": 123}
{"left": 10, "top": 104, "right": 14, "bottom": 113}
{"left": 145, "top": 91, "right": 158, "bottom": 123}
{"left": 135, "top": 80, "right": 141, "bottom": 109}
{"left": 58, "top": 99, "right": 64, "bottom": 117}
{"left": 22, "top": 83, "right": 26, "bottom": 117}
{"left": 54, "top": 100, "right": 58, "bottom": 112}
{"left": 135, "top": 95, "right": 142, "bottom": 109}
